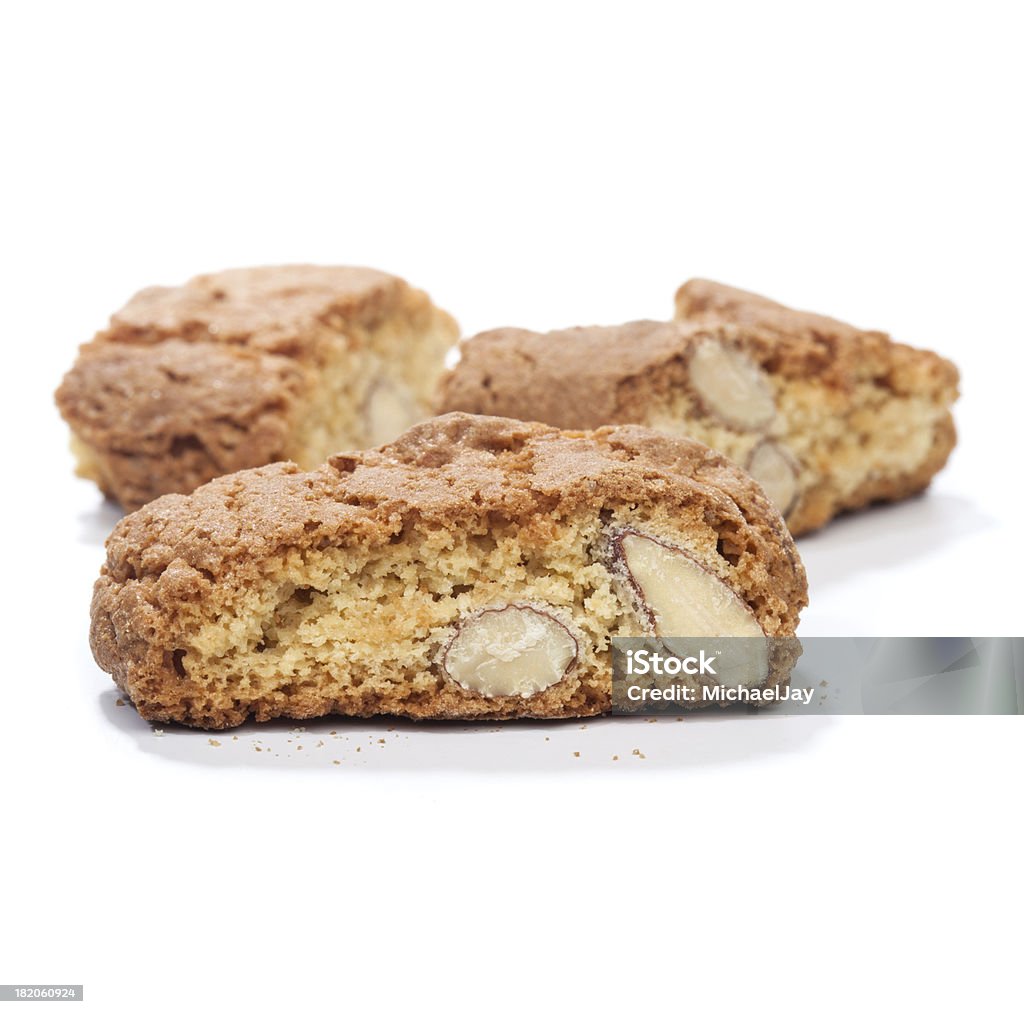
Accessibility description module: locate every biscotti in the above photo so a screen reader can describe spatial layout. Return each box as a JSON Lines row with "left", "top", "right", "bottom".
{"left": 56, "top": 265, "right": 459, "bottom": 511}
{"left": 91, "top": 413, "right": 807, "bottom": 729}
{"left": 438, "top": 281, "right": 959, "bottom": 535}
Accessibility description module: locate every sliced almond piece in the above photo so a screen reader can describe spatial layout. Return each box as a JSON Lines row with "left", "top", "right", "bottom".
{"left": 689, "top": 339, "right": 776, "bottom": 431}
{"left": 365, "top": 378, "right": 419, "bottom": 446}
{"left": 746, "top": 439, "right": 800, "bottom": 517}
{"left": 615, "top": 531, "right": 768, "bottom": 687}
{"left": 442, "top": 605, "right": 578, "bottom": 698}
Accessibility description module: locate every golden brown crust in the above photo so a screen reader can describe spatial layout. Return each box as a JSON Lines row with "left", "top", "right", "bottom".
{"left": 104, "top": 265, "right": 404, "bottom": 351}
{"left": 91, "top": 413, "right": 807, "bottom": 728}
{"left": 55, "top": 340, "right": 305, "bottom": 510}
{"left": 56, "top": 265, "right": 457, "bottom": 511}
{"left": 438, "top": 319, "right": 718, "bottom": 430}
{"left": 437, "top": 282, "right": 960, "bottom": 534}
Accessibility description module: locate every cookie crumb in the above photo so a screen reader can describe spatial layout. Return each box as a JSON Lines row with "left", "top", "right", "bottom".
{"left": 573, "top": 751, "right": 580, "bottom": 758}
{"left": 115, "top": 698, "right": 126, "bottom": 708}
{"left": 209, "top": 738, "right": 221, "bottom": 748}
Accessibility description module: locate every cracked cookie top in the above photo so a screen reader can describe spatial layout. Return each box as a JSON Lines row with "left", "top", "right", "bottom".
{"left": 98, "top": 264, "right": 407, "bottom": 353}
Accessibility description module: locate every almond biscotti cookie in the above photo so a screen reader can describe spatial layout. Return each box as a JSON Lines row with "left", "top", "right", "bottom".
{"left": 91, "top": 413, "right": 807, "bottom": 729}
{"left": 56, "top": 265, "right": 458, "bottom": 511}
{"left": 438, "top": 282, "right": 958, "bottom": 535}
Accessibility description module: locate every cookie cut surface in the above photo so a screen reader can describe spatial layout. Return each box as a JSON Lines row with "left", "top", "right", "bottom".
{"left": 91, "top": 413, "right": 807, "bottom": 729}
{"left": 57, "top": 265, "right": 458, "bottom": 510}
{"left": 437, "top": 281, "right": 959, "bottom": 534}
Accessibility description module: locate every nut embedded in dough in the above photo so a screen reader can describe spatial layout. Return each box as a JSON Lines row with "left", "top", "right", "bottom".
{"left": 614, "top": 529, "right": 770, "bottom": 688}
{"left": 689, "top": 338, "right": 776, "bottom": 431}
{"left": 614, "top": 530, "right": 764, "bottom": 638}
{"left": 746, "top": 439, "right": 800, "bottom": 517}
{"left": 442, "top": 605, "right": 579, "bottom": 698}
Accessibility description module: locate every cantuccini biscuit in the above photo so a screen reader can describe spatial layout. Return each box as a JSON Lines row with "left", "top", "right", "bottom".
{"left": 438, "top": 280, "right": 959, "bottom": 534}
{"left": 56, "top": 265, "right": 458, "bottom": 511}
{"left": 91, "top": 413, "right": 807, "bottom": 729}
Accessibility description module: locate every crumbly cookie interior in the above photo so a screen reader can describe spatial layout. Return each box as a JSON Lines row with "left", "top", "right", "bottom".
{"left": 647, "top": 372, "right": 952, "bottom": 532}
{"left": 288, "top": 292, "right": 456, "bottom": 467}
{"left": 162, "top": 503, "right": 780, "bottom": 726}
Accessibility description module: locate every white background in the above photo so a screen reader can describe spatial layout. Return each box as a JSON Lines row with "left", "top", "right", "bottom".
{"left": 2, "top": 3, "right": 1022, "bottom": 1011}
